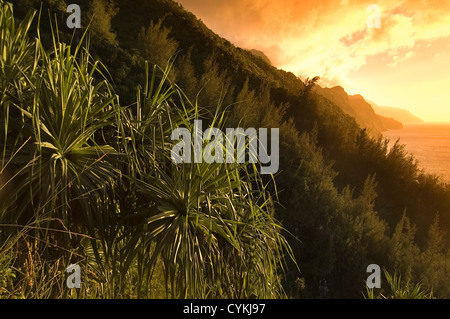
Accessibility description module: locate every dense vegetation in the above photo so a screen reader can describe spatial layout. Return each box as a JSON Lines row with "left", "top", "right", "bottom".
{"left": 1, "top": 0, "right": 450, "bottom": 299}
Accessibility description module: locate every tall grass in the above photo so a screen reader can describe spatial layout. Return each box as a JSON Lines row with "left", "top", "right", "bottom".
{"left": 364, "top": 269, "right": 435, "bottom": 299}
{"left": 0, "top": 1, "right": 294, "bottom": 299}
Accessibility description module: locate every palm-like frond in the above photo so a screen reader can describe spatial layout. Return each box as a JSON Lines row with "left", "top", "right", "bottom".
{"left": 125, "top": 101, "right": 291, "bottom": 297}
{"left": 0, "top": 0, "right": 295, "bottom": 299}
{"left": 364, "top": 269, "right": 435, "bottom": 299}
{"left": 2, "top": 9, "right": 123, "bottom": 250}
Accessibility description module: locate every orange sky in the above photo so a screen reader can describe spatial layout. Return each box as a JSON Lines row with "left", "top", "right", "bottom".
{"left": 177, "top": 0, "right": 450, "bottom": 122}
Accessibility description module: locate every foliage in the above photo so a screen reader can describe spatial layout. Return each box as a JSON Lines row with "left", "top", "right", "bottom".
{"left": 138, "top": 18, "right": 179, "bottom": 77}
{"left": 87, "top": 0, "right": 119, "bottom": 45}
{"left": 0, "top": 244, "right": 22, "bottom": 299}
{"left": 196, "top": 52, "right": 234, "bottom": 116}
{"left": 389, "top": 213, "right": 420, "bottom": 283}
{"left": 0, "top": 1, "right": 292, "bottom": 299}
{"left": 365, "top": 270, "right": 434, "bottom": 299}
{"left": 5, "top": 0, "right": 450, "bottom": 299}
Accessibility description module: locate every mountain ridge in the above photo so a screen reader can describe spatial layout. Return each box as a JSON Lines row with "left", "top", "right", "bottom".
{"left": 9, "top": 0, "right": 450, "bottom": 299}
{"left": 249, "top": 49, "right": 272, "bottom": 65}
{"left": 313, "top": 85, "right": 403, "bottom": 136}
{"left": 368, "top": 101, "right": 424, "bottom": 124}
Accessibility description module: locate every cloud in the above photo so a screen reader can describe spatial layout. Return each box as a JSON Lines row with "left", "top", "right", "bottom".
{"left": 387, "top": 51, "right": 416, "bottom": 67}
{"left": 177, "top": 0, "right": 450, "bottom": 84}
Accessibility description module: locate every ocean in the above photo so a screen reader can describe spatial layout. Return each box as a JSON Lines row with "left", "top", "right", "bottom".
{"left": 383, "top": 123, "right": 450, "bottom": 183}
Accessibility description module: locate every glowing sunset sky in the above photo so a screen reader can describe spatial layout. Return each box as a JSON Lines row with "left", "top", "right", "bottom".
{"left": 177, "top": 0, "right": 450, "bottom": 122}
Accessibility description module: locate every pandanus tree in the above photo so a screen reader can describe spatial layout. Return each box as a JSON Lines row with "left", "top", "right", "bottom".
{"left": 0, "top": 2, "right": 37, "bottom": 209}
{"left": 1, "top": 3, "right": 123, "bottom": 249}
{"left": 0, "top": 1, "right": 295, "bottom": 298}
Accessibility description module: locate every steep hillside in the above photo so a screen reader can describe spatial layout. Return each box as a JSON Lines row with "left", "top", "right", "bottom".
{"left": 369, "top": 102, "right": 424, "bottom": 124}
{"left": 378, "top": 114, "right": 404, "bottom": 129}
{"left": 249, "top": 49, "right": 272, "bottom": 65}
{"left": 8, "top": 0, "right": 450, "bottom": 299}
{"left": 113, "top": 0, "right": 303, "bottom": 94}
{"left": 314, "top": 86, "right": 403, "bottom": 136}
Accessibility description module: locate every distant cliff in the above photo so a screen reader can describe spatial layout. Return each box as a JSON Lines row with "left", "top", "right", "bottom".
{"left": 368, "top": 102, "right": 424, "bottom": 124}
{"left": 249, "top": 49, "right": 272, "bottom": 66}
{"left": 313, "top": 86, "right": 403, "bottom": 137}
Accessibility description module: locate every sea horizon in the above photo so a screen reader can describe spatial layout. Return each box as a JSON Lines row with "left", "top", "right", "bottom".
{"left": 384, "top": 122, "right": 450, "bottom": 183}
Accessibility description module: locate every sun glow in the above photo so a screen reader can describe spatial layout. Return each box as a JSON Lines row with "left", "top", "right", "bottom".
{"left": 178, "top": 0, "right": 450, "bottom": 122}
